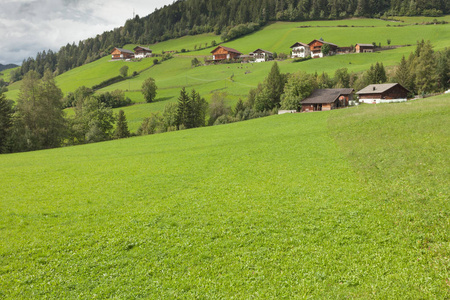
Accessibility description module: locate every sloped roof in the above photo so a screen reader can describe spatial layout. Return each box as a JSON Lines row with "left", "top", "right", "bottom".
{"left": 113, "top": 47, "right": 134, "bottom": 54}
{"left": 134, "top": 46, "right": 152, "bottom": 52}
{"left": 356, "top": 83, "right": 408, "bottom": 94}
{"left": 290, "top": 42, "right": 309, "bottom": 48}
{"left": 301, "top": 88, "right": 354, "bottom": 104}
{"left": 356, "top": 43, "right": 374, "bottom": 47}
{"left": 308, "top": 39, "right": 339, "bottom": 47}
{"left": 250, "top": 48, "right": 273, "bottom": 55}
{"left": 211, "top": 45, "right": 242, "bottom": 54}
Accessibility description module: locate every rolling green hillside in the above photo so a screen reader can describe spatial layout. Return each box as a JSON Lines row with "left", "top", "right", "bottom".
{"left": 1, "top": 94, "right": 449, "bottom": 298}
{"left": 4, "top": 17, "right": 450, "bottom": 132}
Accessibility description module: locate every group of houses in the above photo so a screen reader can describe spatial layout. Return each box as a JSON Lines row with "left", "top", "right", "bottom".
{"left": 210, "top": 46, "right": 274, "bottom": 63}
{"left": 209, "top": 39, "right": 375, "bottom": 63}
{"left": 296, "top": 83, "right": 410, "bottom": 113}
{"left": 111, "top": 46, "right": 153, "bottom": 60}
{"left": 290, "top": 39, "right": 374, "bottom": 59}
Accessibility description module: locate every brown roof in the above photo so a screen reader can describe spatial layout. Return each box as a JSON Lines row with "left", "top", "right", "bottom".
{"left": 308, "top": 39, "right": 339, "bottom": 47}
{"left": 210, "top": 45, "right": 242, "bottom": 55}
{"left": 301, "top": 88, "right": 354, "bottom": 104}
{"left": 251, "top": 48, "right": 273, "bottom": 55}
{"left": 134, "top": 46, "right": 152, "bottom": 52}
{"left": 290, "top": 42, "right": 309, "bottom": 48}
{"left": 356, "top": 83, "right": 408, "bottom": 94}
{"left": 112, "top": 47, "right": 134, "bottom": 54}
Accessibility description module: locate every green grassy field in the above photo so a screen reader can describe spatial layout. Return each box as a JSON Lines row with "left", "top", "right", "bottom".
{"left": 1, "top": 94, "right": 449, "bottom": 298}
{"left": 3, "top": 17, "right": 450, "bottom": 133}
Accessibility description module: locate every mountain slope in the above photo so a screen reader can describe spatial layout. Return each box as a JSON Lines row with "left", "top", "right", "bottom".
{"left": 1, "top": 94, "right": 449, "bottom": 298}
{"left": 0, "top": 64, "right": 18, "bottom": 72}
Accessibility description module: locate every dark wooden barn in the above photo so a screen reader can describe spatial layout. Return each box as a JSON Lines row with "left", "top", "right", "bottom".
{"left": 301, "top": 88, "right": 354, "bottom": 112}
{"left": 356, "top": 83, "right": 409, "bottom": 103}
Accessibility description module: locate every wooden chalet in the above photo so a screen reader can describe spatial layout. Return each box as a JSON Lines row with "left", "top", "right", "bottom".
{"left": 250, "top": 49, "right": 273, "bottom": 62}
{"left": 356, "top": 83, "right": 409, "bottom": 104}
{"left": 290, "top": 42, "right": 311, "bottom": 58}
{"left": 111, "top": 47, "right": 134, "bottom": 60}
{"left": 355, "top": 44, "right": 375, "bottom": 53}
{"left": 308, "top": 39, "right": 339, "bottom": 58}
{"left": 211, "top": 46, "right": 242, "bottom": 61}
{"left": 301, "top": 88, "right": 354, "bottom": 112}
{"left": 134, "top": 46, "right": 152, "bottom": 58}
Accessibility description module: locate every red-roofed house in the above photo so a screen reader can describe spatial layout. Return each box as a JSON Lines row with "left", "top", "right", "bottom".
{"left": 211, "top": 46, "right": 242, "bottom": 61}
{"left": 308, "top": 39, "right": 339, "bottom": 58}
{"left": 111, "top": 47, "right": 134, "bottom": 60}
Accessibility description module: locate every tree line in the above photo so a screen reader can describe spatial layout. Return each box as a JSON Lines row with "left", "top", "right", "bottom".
{"left": 7, "top": 0, "right": 449, "bottom": 83}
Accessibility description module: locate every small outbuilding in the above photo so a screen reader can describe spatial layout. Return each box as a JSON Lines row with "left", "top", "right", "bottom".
{"left": 134, "top": 46, "right": 152, "bottom": 58}
{"left": 111, "top": 47, "right": 134, "bottom": 60}
{"left": 250, "top": 49, "right": 273, "bottom": 62}
{"left": 211, "top": 46, "right": 242, "bottom": 61}
{"left": 301, "top": 88, "right": 354, "bottom": 112}
{"left": 356, "top": 83, "right": 409, "bottom": 104}
{"left": 290, "top": 42, "right": 311, "bottom": 58}
{"left": 355, "top": 44, "right": 375, "bottom": 53}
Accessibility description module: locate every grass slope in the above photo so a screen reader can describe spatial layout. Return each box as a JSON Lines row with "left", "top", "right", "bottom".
{"left": 4, "top": 17, "right": 450, "bottom": 131}
{"left": 1, "top": 94, "right": 449, "bottom": 298}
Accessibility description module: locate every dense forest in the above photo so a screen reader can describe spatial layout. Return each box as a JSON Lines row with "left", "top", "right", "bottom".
{"left": 8, "top": 0, "right": 449, "bottom": 82}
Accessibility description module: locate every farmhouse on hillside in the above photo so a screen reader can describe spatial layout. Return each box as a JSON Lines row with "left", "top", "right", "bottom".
{"left": 250, "top": 49, "right": 274, "bottom": 62}
{"left": 290, "top": 42, "right": 311, "bottom": 58}
{"left": 111, "top": 47, "right": 134, "bottom": 60}
{"left": 301, "top": 88, "right": 354, "bottom": 112}
{"left": 308, "top": 39, "right": 339, "bottom": 58}
{"left": 356, "top": 83, "right": 409, "bottom": 104}
{"left": 355, "top": 43, "right": 375, "bottom": 53}
{"left": 134, "top": 46, "right": 152, "bottom": 58}
{"left": 211, "top": 46, "right": 242, "bottom": 61}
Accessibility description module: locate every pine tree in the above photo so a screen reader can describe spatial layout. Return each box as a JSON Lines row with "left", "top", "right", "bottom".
{"left": 395, "top": 55, "right": 412, "bottom": 91}
{"left": 261, "top": 62, "right": 286, "bottom": 110}
{"left": 113, "top": 110, "right": 130, "bottom": 139}
{"left": 175, "top": 87, "right": 191, "bottom": 129}
{"left": 0, "top": 91, "right": 13, "bottom": 153}
{"left": 414, "top": 40, "right": 438, "bottom": 94}
{"left": 189, "top": 89, "right": 208, "bottom": 128}
{"left": 234, "top": 99, "right": 245, "bottom": 116}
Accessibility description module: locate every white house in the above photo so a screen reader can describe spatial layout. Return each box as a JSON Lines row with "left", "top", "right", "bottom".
{"left": 290, "top": 42, "right": 311, "bottom": 58}
{"left": 133, "top": 46, "right": 152, "bottom": 59}
{"left": 250, "top": 49, "right": 274, "bottom": 62}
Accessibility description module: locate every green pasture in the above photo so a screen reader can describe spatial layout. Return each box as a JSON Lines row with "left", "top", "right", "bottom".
{"left": 111, "top": 45, "right": 415, "bottom": 132}
{"left": 0, "top": 67, "right": 18, "bottom": 82}
{"left": 135, "top": 33, "right": 218, "bottom": 55}
{"left": 1, "top": 94, "right": 449, "bottom": 298}
{"left": 3, "top": 17, "right": 450, "bottom": 131}
{"left": 391, "top": 15, "right": 450, "bottom": 24}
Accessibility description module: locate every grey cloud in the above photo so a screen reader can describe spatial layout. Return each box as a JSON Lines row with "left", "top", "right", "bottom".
{"left": 0, "top": 0, "right": 173, "bottom": 65}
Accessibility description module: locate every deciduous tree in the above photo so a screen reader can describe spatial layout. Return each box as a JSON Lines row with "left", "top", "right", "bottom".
{"left": 142, "top": 77, "right": 157, "bottom": 103}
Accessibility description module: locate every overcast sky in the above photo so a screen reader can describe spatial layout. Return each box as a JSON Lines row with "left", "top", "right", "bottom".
{"left": 0, "top": 0, "right": 174, "bottom": 65}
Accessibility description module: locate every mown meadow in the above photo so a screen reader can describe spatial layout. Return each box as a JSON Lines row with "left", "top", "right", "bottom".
{"left": 1, "top": 94, "right": 449, "bottom": 298}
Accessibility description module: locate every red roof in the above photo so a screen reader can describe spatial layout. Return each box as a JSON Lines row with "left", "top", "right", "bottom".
{"left": 211, "top": 45, "right": 242, "bottom": 55}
